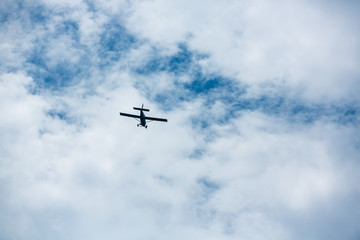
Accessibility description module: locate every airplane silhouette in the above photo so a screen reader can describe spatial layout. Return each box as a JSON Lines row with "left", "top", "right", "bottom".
{"left": 119, "top": 104, "right": 167, "bottom": 128}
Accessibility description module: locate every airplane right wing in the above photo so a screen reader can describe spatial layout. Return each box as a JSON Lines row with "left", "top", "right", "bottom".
{"left": 119, "top": 112, "right": 140, "bottom": 118}
{"left": 145, "top": 116, "right": 168, "bottom": 122}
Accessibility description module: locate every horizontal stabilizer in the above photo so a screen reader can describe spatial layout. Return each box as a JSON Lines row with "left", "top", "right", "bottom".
{"left": 133, "top": 107, "right": 149, "bottom": 112}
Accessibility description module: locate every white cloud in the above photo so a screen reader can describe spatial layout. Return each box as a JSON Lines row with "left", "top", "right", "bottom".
{"left": 1, "top": 0, "right": 360, "bottom": 239}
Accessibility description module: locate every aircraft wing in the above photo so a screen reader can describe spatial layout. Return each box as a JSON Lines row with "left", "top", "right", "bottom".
{"left": 145, "top": 116, "right": 168, "bottom": 122}
{"left": 120, "top": 112, "right": 140, "bottom": 118}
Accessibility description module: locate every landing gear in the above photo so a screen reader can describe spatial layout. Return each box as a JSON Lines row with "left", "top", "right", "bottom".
{"left": 137, "top": 124, "right": 139, "bottom": 127}
{"left": 145, "top": 125, "right": 148, "bottom": 129}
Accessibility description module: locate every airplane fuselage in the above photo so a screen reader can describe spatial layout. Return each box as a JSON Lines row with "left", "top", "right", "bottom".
{"left": 140, "top": 110, "right": 147, "bottom": 127}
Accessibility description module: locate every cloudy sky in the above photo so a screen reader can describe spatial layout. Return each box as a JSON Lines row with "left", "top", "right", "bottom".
{"left": 1, "top": 0, "right": 360, "bottom": 239}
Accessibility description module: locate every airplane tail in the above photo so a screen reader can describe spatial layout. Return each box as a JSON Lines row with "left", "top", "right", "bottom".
{"left": 133, "top": 104, "right": 149, "bottom": 112}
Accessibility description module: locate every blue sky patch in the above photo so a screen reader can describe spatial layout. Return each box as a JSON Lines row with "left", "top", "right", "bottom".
{"left": 28, "top": 3, "right": 49, "bottom": 25}
{"left": 27, "top": 48, "right": 91, "bottom": 90}
{"left": 55, "top": 20, "right": 80, "bottom": 41}
{"left": 47, "top": 110, "right": 73, "bottom": 122}
{"left": 189, "top": 149, "right": 206, "bottom": 160}
{"left": 22, "top": 8, "right": 137, "bottom": 90}
{"left": 198, "top": 178, "right": 220, "bottom": 192}
{"left": 99, "top": 21, "right": 137, "bottom": 64}
{"left": 46, "top": 109, "right": 86, "bottom": 129}
{"left": 135, "top": 43, "right": 206, "bottom": 76}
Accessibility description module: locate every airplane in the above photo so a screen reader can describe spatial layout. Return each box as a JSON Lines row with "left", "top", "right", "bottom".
{"left": 119, "top": 104, "right": 167, "bottom": 128}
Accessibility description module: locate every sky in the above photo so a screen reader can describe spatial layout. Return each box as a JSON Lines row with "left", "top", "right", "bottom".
{"left": 1, "top": 0, "right": 360, "bottom": 239}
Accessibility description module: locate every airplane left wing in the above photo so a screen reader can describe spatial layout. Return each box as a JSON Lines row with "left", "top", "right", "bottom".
{"left": 120, "top": 112, "right": 140, "bottom": 118}
{"left": 145, "top": 116, "right": 168, "bottom": 122}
